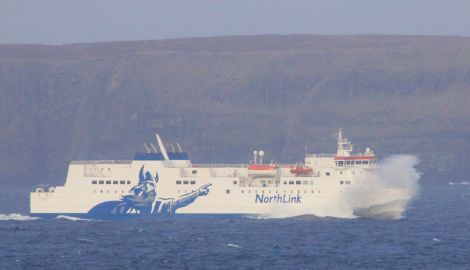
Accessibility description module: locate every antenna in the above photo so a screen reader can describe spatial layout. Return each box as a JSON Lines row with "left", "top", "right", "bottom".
{"left": 143, "top": 143, "right": 151, "bottom": 154}
{"left": 150, "top": 143, "right": 158, "bottom": 154}
{"left": 176, "top": 143, "right": 183, "bottom": 152}
{"left": 156, "top": 134, "right": 169, "bottom": 160}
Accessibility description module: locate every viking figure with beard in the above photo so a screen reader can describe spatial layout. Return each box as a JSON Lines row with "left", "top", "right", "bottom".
{"left": 88, "top": 166, "right": 211, "bottom": 215}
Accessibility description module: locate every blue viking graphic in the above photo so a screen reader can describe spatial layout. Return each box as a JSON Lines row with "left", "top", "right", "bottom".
{"left": 88, "top": 165, "right": 211, "bottom": 215}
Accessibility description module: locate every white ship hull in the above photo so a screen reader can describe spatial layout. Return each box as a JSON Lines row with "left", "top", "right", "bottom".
{"left": 30, "top": 131, "right": 414, "bottom": 219}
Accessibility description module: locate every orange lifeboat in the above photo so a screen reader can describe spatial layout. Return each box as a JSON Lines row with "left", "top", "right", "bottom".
{"left": 290, "top": 162, "right": 313, "bottom": 176}
{"left": 248, "top": 164, "right": 278, "bottom": 178}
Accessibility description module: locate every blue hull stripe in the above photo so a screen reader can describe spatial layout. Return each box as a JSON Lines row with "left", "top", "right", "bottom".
{"left": 30, "top": 213, "right": 250, "bottom": 220}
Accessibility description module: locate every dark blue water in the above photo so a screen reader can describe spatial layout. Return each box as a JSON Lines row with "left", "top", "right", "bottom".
{"left": 1, "top": 183, "right": 469, "bottom": 269}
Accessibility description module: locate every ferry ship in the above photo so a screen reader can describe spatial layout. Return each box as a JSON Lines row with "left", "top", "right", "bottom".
{"left": 30, "top": 130, "right": 413, "bottom": 219}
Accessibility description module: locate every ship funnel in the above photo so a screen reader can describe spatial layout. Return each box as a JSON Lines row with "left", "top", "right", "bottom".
{"left": 156, "top": 134, "right": 169, "bottom": 160}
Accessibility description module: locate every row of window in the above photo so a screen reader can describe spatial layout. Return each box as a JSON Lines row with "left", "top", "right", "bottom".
{"left": 336, "top": 160, "right": 376, "bottom": 166}
{"left": 239, "top": 189, "right": 319, "bottom": 194}
{"left": 94, "top": 190, "right": 126, "bottom": 194}
{"left": 340, "top": 181, "right": 352, "bottom": 185}
{"left": 283, "top": 180, "right": 315, "bottom": 185}
{"left": 176, "top": 180, "right": 196, "bottom": 185}
{"left": 92, "top": 180, "right": 131, "bottom": 185}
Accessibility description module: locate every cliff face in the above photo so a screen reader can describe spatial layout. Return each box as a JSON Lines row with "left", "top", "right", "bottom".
{"left": 1, "top": 35, "right": 470, "bottom": 185}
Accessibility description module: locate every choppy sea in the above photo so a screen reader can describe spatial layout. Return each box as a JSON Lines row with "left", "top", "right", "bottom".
{"left": 0, "top": 182, "right": 469, "bottom": 269}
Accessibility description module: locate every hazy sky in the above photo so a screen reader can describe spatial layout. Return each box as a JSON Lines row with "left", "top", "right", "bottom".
{"left": 1, "top": 0, "right": 470, "bottom": 45}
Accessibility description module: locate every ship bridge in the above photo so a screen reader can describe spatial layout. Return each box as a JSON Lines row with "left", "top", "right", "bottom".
{"left": 305, "top": 129, "right": 377, "bottom": 169}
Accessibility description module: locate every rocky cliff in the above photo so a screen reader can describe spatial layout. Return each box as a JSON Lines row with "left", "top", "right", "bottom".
{"left": 1, "top": 35, "right": 469, "bottom": 185}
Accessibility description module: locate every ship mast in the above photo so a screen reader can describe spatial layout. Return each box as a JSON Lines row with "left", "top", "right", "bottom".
{"left": 336, "top": 129, "right": 353, "bottom": 157}
{"left": 156, "top": 134, "right": 169, "bottom": 160}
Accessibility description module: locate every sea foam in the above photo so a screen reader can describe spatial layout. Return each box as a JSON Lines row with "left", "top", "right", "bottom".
{"left": 0, "top": 213, "right": 39, "bottom": 221}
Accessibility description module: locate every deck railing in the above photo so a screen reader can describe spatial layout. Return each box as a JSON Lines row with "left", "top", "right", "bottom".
{"left": 191, "top": 164, "right": 248, "bottom": 168}
{"left": 305, "top": 154, "right": 335, "bottom": 158}
{"left": 71, "top": 160, "right": 132, "bottom": 164}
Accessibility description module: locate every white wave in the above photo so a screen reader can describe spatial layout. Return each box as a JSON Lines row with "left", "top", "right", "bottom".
{"left": 449, "top": 181, "right": 470, "bottom": 185}
{"left": 256, "top": 155, "right": 420, "bottom": 220}
{"left": 227, "top": 243, "right": 241, "bottom": 248}
{"left": 345, "top": 155, "right": 420, "bottom": 220}
{"left": 55, "top": 215, "right": 94, "bottom": 221}
{"left": 0, "top": 213, "right": 39, "bottom": 221}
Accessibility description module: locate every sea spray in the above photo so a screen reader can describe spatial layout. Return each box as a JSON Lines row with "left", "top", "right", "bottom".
{"left": 256, "top": 155, "right": 420, "bottom": 220}
{"left": 0, "top": 213, "right": 39, "bottom": 221}
{"left": 345, "top": 155, "right": 421, "bottom": 219}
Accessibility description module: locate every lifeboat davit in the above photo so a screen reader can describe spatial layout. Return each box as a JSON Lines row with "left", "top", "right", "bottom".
{"left": 290, "top": 163, "right": 313, "bottom": 176}
{"left": 248, "top": 164, "right": 278, "bottom": 178}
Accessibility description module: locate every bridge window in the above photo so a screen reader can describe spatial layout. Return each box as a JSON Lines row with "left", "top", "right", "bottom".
{"left": 356, "top": 161, "right": 361, "bottom": 165}
{"left": 120, "top": 180, "right": 125, "bottom": 184}
{"left": 176, "top": 181, "right": 182, "bottom": 185}
{"left": 362, "top": 161, "right": 368, "bottom": 164}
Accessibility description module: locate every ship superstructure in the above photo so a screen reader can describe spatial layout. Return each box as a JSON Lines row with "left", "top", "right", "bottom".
{"left": 30, "top": 130, "right": 412, "bottom": 219}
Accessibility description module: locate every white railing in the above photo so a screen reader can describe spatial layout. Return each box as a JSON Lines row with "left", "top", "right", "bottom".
{"left": 71, "top": 160, "right": 132, "bottom": 164}
{"left": 191, "top": 164, "right": 248, "bottom": 168}
{"left": 305, "top": 154, "right": 335, "bottom": 158}
{"left": 192, "top": 163, "right": 298, "bottom": 169}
